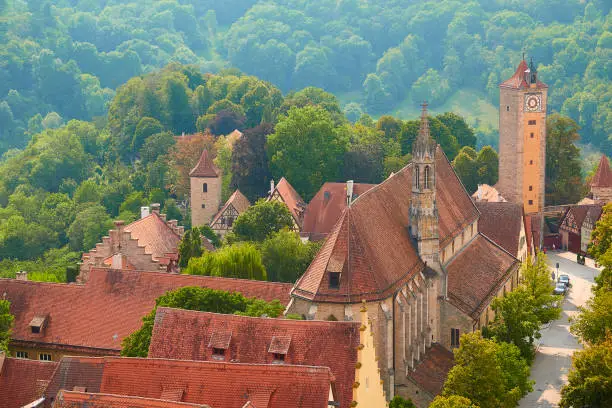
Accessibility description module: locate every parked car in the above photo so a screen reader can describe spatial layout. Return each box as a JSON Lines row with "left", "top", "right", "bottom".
{"left": 554, "top": 282, "right": 568, "bottom": 295}
{"left": 558, "top": 274, "right": 570, "bottom": 287}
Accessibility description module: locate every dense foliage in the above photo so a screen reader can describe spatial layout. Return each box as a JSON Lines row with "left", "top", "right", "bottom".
{"left": 121, "top": 286, "right": 285, "bottom": 357}
{"left": 0, "top": 299, "right": 14, "bottom": 354}
{"left": 183, "top": 242, "right": 267, "bottom": 281}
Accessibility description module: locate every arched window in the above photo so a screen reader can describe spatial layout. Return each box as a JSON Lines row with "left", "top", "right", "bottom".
{"left": 414, "top": 166, "right": 420, "bottom": 189}
{"left": 203, "top": 183, "right": 208, "bottom": 193}
{"left": 424, "top": 166, "right": 431, "bottom": 189}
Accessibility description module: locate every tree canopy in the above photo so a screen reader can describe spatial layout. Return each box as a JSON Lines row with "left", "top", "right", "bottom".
{"left": 231, "top": 199, "right": 295, "bottom": 242}
{"left": 0, "top": 299, "right": 14, "bottom": 354}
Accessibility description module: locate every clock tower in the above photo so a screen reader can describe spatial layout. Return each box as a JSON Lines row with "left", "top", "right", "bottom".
{"left": 498, "top": 58, "right": 548, "bottom": 215}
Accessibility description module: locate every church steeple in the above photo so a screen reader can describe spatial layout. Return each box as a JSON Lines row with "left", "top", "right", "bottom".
{"left": 410, "top": 102, "right": 439, "bottom": 266}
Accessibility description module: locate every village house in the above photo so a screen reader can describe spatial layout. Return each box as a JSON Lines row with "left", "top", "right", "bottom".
{"left": 0, "top": 267, "right": 291, "bottom": 362}
{"left": 0, "top": 351, "right": 58, "bottom": 408}
{"left": 559, "top": 204, "right": 603, "bottom": 253}
{"left": 209, "top": 189, "right": 251, "bottom": 237}
{"left": 286, "top": 103, "right": 520, "bottom": 406}
{"left": 476, "top": 201, "right": 530, "bottom": 262}
{"left": 267, "top": 178, "right": 306, "bottom": 231}
{"left": 79, "top": 204, "right": 184, "bottom": 281}
{"left": 581, "top": 206, "right": 603, "bottom": 253}
{"left": 147, "top": 305, "right": 387, "bottom": 408}
{"left": 42, "top": 356, "right": 335, "bottom": 408}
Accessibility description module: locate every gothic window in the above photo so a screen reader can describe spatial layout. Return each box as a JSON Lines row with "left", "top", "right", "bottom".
{"left": 415, "top": 166, "right": 420, "bottom": 189}
{"left": 424, "top": 166, "right": 431, "bottom": 189}
{"left": 203, "top": 183, "right": 208, "bottom": 193}
{"left": 451, "top": 328, "right": 460, "bottom": 348}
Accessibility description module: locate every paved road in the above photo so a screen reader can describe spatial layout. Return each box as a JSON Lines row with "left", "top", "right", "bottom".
{"left": 518, "top": 252, "right": 600, "bottom": 408}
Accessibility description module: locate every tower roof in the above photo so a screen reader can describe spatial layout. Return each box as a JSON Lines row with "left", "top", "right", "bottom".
{"left": 189, "top": 149, "right": 219, "bottom": 178}
{"left": 413, "top": 102, "right": 436, "bottom": 157}
{"left": 500, "top": 59, "right": 548, "bottom": 89}
{"left": 591, "top": 155, "right": 612, "bottom": 188}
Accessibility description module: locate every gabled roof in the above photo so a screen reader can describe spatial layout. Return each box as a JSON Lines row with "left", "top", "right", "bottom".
{"left": 0, "top": 355, "right": 58, "bottom": 408}
{"left": 292, "top": 147, "right": 479, "bottom": 303}
{"left": 408, "top": 343, "right": 454, "bottom": 397}
{"left": 591, "top": 155, "right": 612, "bottom": 188}
{"left": 302, "top": 182, "right": 376, "bottom": 236}
{"left": 0, "top": 268, "right": 292, "bottom": 353}
{"left": 54, "top": 391, "right": 209, "bottom": 408}
{"left": 124, "top": 213, "right": 181, "bottom": 261}
{"left": 189, "top": 149, "right": 219, "bottom": 178}
{"left": 500, "top": 60, "right": 548, "bottom": 89}
{"left": 272, "top": 178, "right": 305, "bottom": 227}
{"left": 585, "top": 205, "right": 603, "bottom": 225}
{"left": 476, "top": 202, "right": 524, "bottom": 257}
{"left": 45, "top": 357, "right": 334, "bottom": 408}
{"left": 560, "top": 205, "right": 595, "bottom": 231}
{"left": 446, "top": 234, "right": 519, "bottom": 319}
{"left": 211, "top": 190, "right": 251, "bottom": 226}
{"left": 149, "top": 308, "right": 357, "bottom": 408}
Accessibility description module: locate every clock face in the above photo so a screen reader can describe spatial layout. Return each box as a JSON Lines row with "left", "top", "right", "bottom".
{"left": 525, "top": 94, "right": 542, "bottom": 112}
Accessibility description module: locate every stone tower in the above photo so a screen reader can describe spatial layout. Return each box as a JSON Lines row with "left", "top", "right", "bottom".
{"left": 498, "top": 58, "right": 548, "bottom": 214}
{"left": 410, "top": 102, "right": 439, "bottom": 267}
{"left": 190, "top": 149, "right": 222, "bottom": 227}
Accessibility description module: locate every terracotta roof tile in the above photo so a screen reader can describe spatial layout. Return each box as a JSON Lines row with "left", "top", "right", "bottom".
{"left": 0, "top": 269, "right": 291, "bottom": 353}
{"left": 189, "top": 149, "right": 219, "bottom": 178}
{"left": 149, "top": 308, "right": 358, "bottom": 408}
{"left": 0, "top": 356, "right": 57, "bottom": 408}
{"left": 272, "top": 178, "right": 306, "bottom": 227}
{"left": 560, "top": 205, "right": 595, "bottom": 231}
{"left": 408, "top": 344, "right": 454, "bottom": 396}
{"left": 476, "top": 202, "right": 523, "bottom": 257}
{"left": 500, "top": 60, "right": 548, "bottom": 89}
{"left": 591, "top": 155, "right": 612, "bottom": 188}
{"left": 446, "top": 234, "right": 519, "bottom": 319}
{"left": 46, "top": 357, "right": 334, "bottom": 408}
{"left": 211, "top": 190, "right": 251, "bottom": 226}
{"left": 303, "top": 182, "right": 376, "bottom": 236}
{"left": 585, "top": 205, "right": 603, "bottom": 224}
{"left": 54, "top": 391, "right": 209, "bottom": 408}
{"left": 125, "top": 213, "right": 181, "bottom": 261}
{"left": 293, "top": 147, "right": 479, "bottom": 303}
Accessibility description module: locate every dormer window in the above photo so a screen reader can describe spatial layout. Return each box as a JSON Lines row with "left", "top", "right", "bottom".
{"left": 326, "top": 255, "right": 343, "bottom": 290}
{"left": 212, "top": 348, "right": 225, "bottom": 360}
{"left": 329, "top": 272, "right": 340, "bottom": 289}
{"left": 269, "top": 335, "right": 291, "bottom": 364}
{"left": 208, "top": 330, "right": 231, "bottom": 361}
{"left": 273, "top": 353, "right": 285, "bottom": 363}
{"left": 30, "top": 315, "right": 48, "bottom": 335}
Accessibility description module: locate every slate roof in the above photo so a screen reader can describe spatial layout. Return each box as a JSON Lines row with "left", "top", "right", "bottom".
{"left": 0, "top": 355, "right": 58, "bottom": 408}
{"left": 446, "top": 234, "right": 519, "bottom": 319}
{"left": 500, "top": 60, "right": 548, "bottom": 89}
{"left": 211, "top": 190, "right": 251, "bottom": 226}
{"left": 189, "top": 149, "right": 219, "bottom": 178}
{"left": 272, "top": 177, "right": 306, "bottom": 227}
{"left": 476, "top": 202, "right": 524, "bottom": 257}
{"left": 591, "top": 155, "right": 612, "bottom": 188}
{"left": 53, "top": 391, "right": 209, "bottom": 408}
{"left": 0, "top": 268, "right": 292, "bottom": 353}
{"left": 45, "top": 357, "right": 334, "bottom": 408}
{"left": 124, "top": 213, "right": 181, "bottom": 262}
{"left": 292, "top": 147, "right": 479, "bottom": 303}
{"left": 302, "top": 182, "right": 376, "bottom": 236}
{"left": 149, "top": 308, "right": 358, "bottom": 408}
{"left": 408, "top": 344, "right": 454, "bottom": 396}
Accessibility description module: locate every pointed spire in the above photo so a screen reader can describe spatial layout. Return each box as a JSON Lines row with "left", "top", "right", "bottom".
{"left": 418, "top": 101, "right": 430, "bottom": 140}
{"left": 189, "top": 149, "right": 220, "bottom": 177}
{"left": 413, "top": 101, "right": 436, "bottom": 158}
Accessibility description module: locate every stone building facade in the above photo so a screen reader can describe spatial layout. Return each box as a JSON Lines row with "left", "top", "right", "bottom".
{"left": 209, "top": 189, "right": 251, "bottom": 237}
{"left": 190, "top": 149, "right": 222, "bottom": 227}
{"left": 497, "top": 59, "right": 548, "bottom": 215}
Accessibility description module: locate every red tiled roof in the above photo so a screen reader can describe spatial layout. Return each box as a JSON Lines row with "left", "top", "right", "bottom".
{"left": 447, "top": 234, "right": 519, "bottom": 319}
{"left": 303, "top": 182, "right": 376, "bottom": 235}
{"left": 0, "top": 356, "right": 57, "bottom": 408}
{"left": 585, "top": 205, "right": 603, "bottom": 225}
{"left": 54, "top": 391, "right": 209, "bottom": 408}
{"left": 149, "top": 308, "right": 357, "bottom": 408}
{"left": 591, "top": 155, "right": 612, "bottom": 188}
{"left": 472, "top": 184, "right": 507, "bottom": 202}
{"left": 560, "top": 205, "right": 595, "bottom": 232}
{"left": 46, "top": 357, "right": 334, "bottom": 408}
{"left": 0, "top": 268, "right": 292, "bottom": 353}
{"left": 292, "top": 147, "right": 479, "bottom": 303}
{"left": 500, "top": 60, "right": 548, "bottom": 89}
{"left": 273, "top": 178, "right": 305, "bottom": 227}
{"left": 189, "top": 149, "right": 219, "bottom": 178}
{"left": 124, "top": 213, "right": 181, "bottom": 261}
{"left": 476, "top": 202, "right": 523, "bottom": 257}
{"left": 211, "top": 190, "right": 251, "bottom": 226}
{"left": 408, "top": 344, "right": 454, "bottom": 396}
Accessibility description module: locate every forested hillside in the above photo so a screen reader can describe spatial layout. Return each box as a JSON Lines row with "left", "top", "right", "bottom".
{"left": 0, "top": 0, "right": 610, "bottom": 155}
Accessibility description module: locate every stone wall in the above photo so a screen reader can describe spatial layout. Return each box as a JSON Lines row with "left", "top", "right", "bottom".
{"left": 592, "top": 186, "right": 612, "bottom": 202}
{"left": 190, "top": 176, "right": 222, "bottom": 227}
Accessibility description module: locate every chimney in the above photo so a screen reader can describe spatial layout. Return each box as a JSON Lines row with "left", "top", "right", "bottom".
{"left": 346, "top": 180, "right": 354, "bottom": 207}
{"left": 111, "top": 253, "right": 123, "bottom": 269}
{"left": 141, "top": 206, "right": 150, "bottom": 219}
{"left": 269, "top": 179, "right": 275, "bottom": 196}
{"left": 151, "top": 203, "right": 161, "bottom": 214}
{"left": 16, "top": 271, "right": 27, "bottom": 281}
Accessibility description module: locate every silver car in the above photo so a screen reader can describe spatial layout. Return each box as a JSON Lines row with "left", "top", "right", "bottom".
{"left": 554, "top": 282, "right": 567, "bottom": 295}
{"left": 558, "top": 274, "right": 570, "bottom": 287}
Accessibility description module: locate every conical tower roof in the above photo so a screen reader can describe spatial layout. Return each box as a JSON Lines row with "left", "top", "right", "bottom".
{"left": 189, "top": 149, "right": 219, "bottom": 178}
{"left": 591, "top": 155, "right": 612, "bottom": 188}
{"left": 412, "top": 102, "right": 436, "bottom": 158}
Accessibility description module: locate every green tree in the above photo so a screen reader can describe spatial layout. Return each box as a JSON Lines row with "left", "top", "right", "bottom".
{"left": 121, "top": 286, "right": 284, "bottom": 357}
{"left": 430, "top": 395, "right": 479, "bottom": 408}
{"left": 0, "top": 299, "right": 14, "bottom": 354}
{"left": 68, "top": 204, "right": 113, "bottom": 251}
{"left": 520, "top": 254, "right": 562, "bottom": 324}
{"left": 260, "top": 229, "right": 320, "bottom": 283}
{"left": 388, "top": 396, "right": 416, "bottom": 408}
{"left": 560, "top": 335, "right": 612, "bottom": 408}
{"left": 545, "top": 114, "right": 583, "bottom": 205}
{"left": 571, "top": 289, "right": 612, "bottom": 345}
{"left": 476, "top": 146, "right": 499, "bottom": 187}
{"left": 589, "top": 203, "right": 612, "bottom": 290}
{"left": 184, "top": 242, "right": 267, "bottom": 281}
{"left": 178, "top": 227, "right": 203, "bottom": 268}
{"left": 268, "top": 106, "right": 347, "bottom": 200}
{"left": 453, "top": 147, "right": 480, "bottom": 193}
{"left": 230, "top": 123, "right": 273, "bottom": 202}
{"left": 437, "top": 112, "right": 477, "bottom": 149}
{"left": 232, "top": 199, "right": 294, "bottom": 242}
